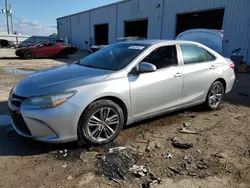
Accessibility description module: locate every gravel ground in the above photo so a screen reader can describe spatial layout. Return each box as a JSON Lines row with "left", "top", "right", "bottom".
{"left": 0, "top": 49, "right": 250, "bottom": 188}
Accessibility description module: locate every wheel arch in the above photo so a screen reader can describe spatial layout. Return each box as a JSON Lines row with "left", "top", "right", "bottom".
{"left": 76, "top": 95, "right": 129, "bottom": 143}
{"left": 214, "top": 78, "right": 226, "bottom": 93}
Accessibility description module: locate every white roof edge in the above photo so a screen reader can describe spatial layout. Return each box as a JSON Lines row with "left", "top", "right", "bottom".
{"left": 57, "top": 0, "right": 131, "bottom": 20}
{"left": 177, "top": 29, "right": 224, "bottom": 38}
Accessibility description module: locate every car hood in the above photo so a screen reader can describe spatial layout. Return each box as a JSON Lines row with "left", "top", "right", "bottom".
{"left": 14, "top": 64, "right": 112, "bottom": 97}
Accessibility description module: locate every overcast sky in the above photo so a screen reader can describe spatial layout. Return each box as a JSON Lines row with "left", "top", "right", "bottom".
{"left": 0, "top": 0, "right": 120, "bottom": 36}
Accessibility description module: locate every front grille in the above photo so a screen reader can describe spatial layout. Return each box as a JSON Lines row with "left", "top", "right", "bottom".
{"left": 9, "top": 109, "right": 31, "bottom": 135}
{"left": 9, "top": 93, "right": 31, "bottom": 135}
{"left": 11, "top": 94, "right": 27, "bottom": 108}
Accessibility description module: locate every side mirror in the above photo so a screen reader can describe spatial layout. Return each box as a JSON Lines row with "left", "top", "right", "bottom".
{"left": 139, "top": 62, "right": 156, "bottom": 73}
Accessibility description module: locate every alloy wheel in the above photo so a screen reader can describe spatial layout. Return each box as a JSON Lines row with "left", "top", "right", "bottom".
{"left": 209, "top": 84, "right": 223, "bottom": 108}
{"left": 86, "top": 107, "right": 120, "bottom": 142}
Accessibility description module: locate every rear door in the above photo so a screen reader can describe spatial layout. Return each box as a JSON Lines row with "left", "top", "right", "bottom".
{"left": 179, "top": 43, "right": 218, "bottom": 106}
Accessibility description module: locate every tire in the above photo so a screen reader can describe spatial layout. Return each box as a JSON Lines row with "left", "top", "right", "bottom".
{"left": 24, "top": 51, "right": 35, "bottom": 60}
{"left": 78, "top": 100, "right": 125, "bottom": 146}
{"left": 59, "top": 51, "right": 68, "bottom": 58}
{"left": 204, "top": 81, "right": 224, "bottom": 110}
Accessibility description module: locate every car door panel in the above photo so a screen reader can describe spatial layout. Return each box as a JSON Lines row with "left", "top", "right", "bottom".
{"left": 179, "top": 44, "right": 219, "bottom": 106}
{"left": 129, "top": 66, "right": 183, "bottom": 118}
{"left": 181, "top": 62, "right": 218, "bottom": 106}
{"left": 33, "top": 43, "right": 56, "bottom": 57}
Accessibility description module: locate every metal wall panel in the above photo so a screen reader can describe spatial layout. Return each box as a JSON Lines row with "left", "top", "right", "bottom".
{"left": 71, "top": 12, "right": 90, "bottom": 50}
{"left": 57, "top": 0, "right": 250, "bottom": 60}
{"left": 162, "top": 0, "right": 250, "bottom": 57}
{"left": 57, "top": 17, "right": 71, "bottom": 43}
{"left": 117, "top": 0, "right": 164, "bottom": 39}
{"left": 90, "top": 5, "right": 117, "bottom": 44}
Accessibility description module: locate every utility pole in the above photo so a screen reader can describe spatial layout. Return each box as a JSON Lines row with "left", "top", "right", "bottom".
{"left": 9, "top": 4, "right": 13, "bottom": 34}
{"left": 5, "top": 0, "right": 10, "bottom": 34}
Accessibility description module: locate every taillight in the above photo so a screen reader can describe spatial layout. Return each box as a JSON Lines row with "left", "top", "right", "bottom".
{"left": 230, "top": 63, "right": 235, "bottom": 70}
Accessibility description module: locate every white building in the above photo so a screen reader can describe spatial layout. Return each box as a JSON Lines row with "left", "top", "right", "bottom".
{"left": 57, "top": 0, "right": 250, "bottom": 61}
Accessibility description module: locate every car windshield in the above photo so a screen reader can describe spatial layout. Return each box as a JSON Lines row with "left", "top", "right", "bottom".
{"left": 79, "top": 43, "right": 149, "bottom": 71}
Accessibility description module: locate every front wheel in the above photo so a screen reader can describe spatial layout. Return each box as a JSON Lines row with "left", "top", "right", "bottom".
{"left": 24, "top": 51, "right": 35, "bottom": 59}
{"left": 78, "top": 100, "right": 124, "bottom": 146}
{"left": 204, "top": 81, "right": 224, "bottom": 110}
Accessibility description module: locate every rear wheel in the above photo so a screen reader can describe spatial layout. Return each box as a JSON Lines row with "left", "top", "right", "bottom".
{"left": 78, "top": 100, "right": 124, "bottom": 146}
{"left": 24, "top": 51, "right": 34, "bottom": 59}
{"left": 205, "top": 81, "right": 224, "bottom": 110}
{"left": 59, "top": 50, "right": 68, "bottom": 58}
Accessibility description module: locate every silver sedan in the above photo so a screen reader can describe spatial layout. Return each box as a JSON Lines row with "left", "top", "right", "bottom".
{"left": 9, "top": 40, "right": 235, "bottom": 145}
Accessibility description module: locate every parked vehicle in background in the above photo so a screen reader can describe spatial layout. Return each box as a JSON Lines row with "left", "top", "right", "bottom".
{"left": 17, "top": 39, "right": 65, "bottom": 48}
{"left": 88, "top": 36, "right": 146, "bottom": 54}
{"left": 0, "top": 39, "right": 15, "bottom": 48}
{"left": 176, "top": 29, "right": 224, "bottom": 54}
{"left": 15, "top": 42, "right": 77, "bottom": 59}
{"left": 9, "top": 40, "right": 235, "bottom": 145}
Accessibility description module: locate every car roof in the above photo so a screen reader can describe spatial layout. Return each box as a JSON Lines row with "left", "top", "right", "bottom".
{"left": 125, "top": 39, "right": 201, "bottom": 46}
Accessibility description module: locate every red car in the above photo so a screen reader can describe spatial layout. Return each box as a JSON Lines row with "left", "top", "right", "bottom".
{"left": 15, "top": 42, "right": 77, "bottom": 59}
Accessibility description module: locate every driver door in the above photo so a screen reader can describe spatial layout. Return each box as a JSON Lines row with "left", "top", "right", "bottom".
{"left": 33, "top": 42, "right": 55, "bottom": 57}
{"left": 128, "top": 45, "right": 183, "bottom": 119}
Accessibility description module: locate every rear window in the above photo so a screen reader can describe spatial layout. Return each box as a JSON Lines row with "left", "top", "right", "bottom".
{"left": 202, "top": 48, "right": 216, "bottom": 62}
{"left": 180, "top": 44, "right": 204, "bottom": 64}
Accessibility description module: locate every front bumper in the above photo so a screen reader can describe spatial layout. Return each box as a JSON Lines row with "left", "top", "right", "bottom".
{"left": 9, "top": 94, "right": 80, "bottom": 143}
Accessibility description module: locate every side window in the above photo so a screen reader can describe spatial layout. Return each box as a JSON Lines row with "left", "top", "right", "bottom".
{"left": 180, "top": 44, "right": 204, "bottom": 64}
{"left": 142, "top": 45, "right": 178, "bottom": 70}
{"left": 44, "top": 43, "right": 53, "bottom": 47}
{"left": 202, "top": 48, "right": 216, "bottom": 62}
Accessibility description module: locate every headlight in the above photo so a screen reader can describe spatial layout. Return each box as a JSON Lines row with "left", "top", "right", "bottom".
{"left": 22, "top": 91, "right": 76, "bottom": 109}
{"left": 10, "top": 86, "right": 15, "bottom": 95}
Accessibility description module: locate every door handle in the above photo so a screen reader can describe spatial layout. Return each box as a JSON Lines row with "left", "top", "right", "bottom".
{"left": 210, "top": 65, "right": 216, "bottom": 70}
{"left": 174, "top": 73, "right": 183, "bottom": 78}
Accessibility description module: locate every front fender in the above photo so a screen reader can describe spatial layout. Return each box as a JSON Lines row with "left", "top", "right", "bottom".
{"left": 69, "top": 77, "right": 131, "bottom": 135}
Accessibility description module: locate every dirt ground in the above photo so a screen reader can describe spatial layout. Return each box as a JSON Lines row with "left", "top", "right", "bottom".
{"left": 0, "top": 49, "right": 250, "bottom": 188}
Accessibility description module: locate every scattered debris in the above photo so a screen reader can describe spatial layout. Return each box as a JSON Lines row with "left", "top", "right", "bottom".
{"left": 80, "top": 151, "right": 98, "bottom": 163}
{"left": 190, "top": 115, "right": 196, "bottom": 118}
{"left": 166, "top": 153, "right": 173, "bottom": 159}
{"left": 67, "top": 175, "right": 73, "bottom": 180}
{"left": 78, "top": 173, "right": 95, "bottom": 186}
{"left": 137, "top": 145, "right": 147, "bottom": 153}
{"left": 167, "top": 166, "right": 180, "bottom": 174}
{"left": 211, "top": 153, "right": 225, "bottom": 159}
{"left": 197, "top": 150, "right": 202, "bottom": 153}
{"left": 146, "top": 141, "right": 156, "bottom": 152}
{"left": 146, "top": 141, "right": 161, "bottom": 152}
{"left": 62, "top": 164, "right": 67, "bottom": 168}
{"left": 96, "top": 148, "right": 139, "bottom": 181}
{"left": 183, "top": 122, "right": 190, "bottom": 127}
{"left": 129, "top": 165, "right": 148, "bottom": 177}
{"left": 59, "top": 149, "right": 68, "bottom": 157}
{"left": 110, "top": 177, "right": 121, "bottom": 183}
{"left": 172, "top": 138, "right": 193, "bottom": 149}
{"left": 196, "top": 160, "right": 208, "bottom": 169}
{"left": 109, "top": 147, "right": 127, "bottom": 153}
{"left": 178, "top": 127, "right": 197, "bottom": 134}
{"left": 155, "top": 142, "right": 161, "bottom": 149}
